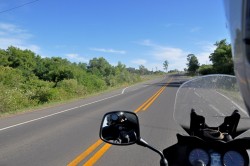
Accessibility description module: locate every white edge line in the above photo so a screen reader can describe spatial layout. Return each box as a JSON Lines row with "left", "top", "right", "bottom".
{"left": 215, "top": 90, "right": 248, "bottom": 116}
{"left": 209, "top": 104, "right": 225, "bottom": 116}
{"left": 0, "top": 93, "right": 123, "bottom": 132}
{"left": 0, "top": 81, "right": 156, "bottom": 131}
{"left": 122, "top": 84, "right": 149, "bottom": 94}
{"left": 194, "top": 91, "right": 201, "bottom": 98}
{"left": 122, "top": 87, "right": 128, "bottom": 94}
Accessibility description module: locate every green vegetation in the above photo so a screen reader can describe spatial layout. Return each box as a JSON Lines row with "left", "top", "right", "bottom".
{"left": 0, "top": 46, "right": 162, "bottom": 114}
{"left": 198, "top": 64, "right": 214, "bottom": 75}
{"left": 186, "top": 54, "right": 200, "bottom": 75}
{"left": 163, "top": 60, "right": 169, "bottom": 72}
{"left": 209, "top": 39, "right": 233, "bottom": 75}
{"left": 186, "top": 39, "right": 234, "bottom": 76}
{"left": 168, "top": 69, "right": 179, "bottom": 73}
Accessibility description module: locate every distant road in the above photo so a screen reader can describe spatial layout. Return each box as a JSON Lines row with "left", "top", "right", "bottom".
{"left": 3, "top": 74, "right": 247, "bottom": 166}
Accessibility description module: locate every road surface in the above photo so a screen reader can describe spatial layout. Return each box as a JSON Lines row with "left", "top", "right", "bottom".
{"left": 0, "top": 74, "right": 248, "bottom": 166}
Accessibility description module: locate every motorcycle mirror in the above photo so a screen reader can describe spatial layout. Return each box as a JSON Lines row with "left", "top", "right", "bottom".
{"left": 99, "top": 111, "right": 140, "bottom": 145}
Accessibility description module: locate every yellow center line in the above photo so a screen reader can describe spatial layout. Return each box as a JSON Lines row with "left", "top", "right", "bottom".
{"left": 134, "top": 86, "right": 165, "bottom": 113}
{"left": 142, "top": 78, "right": 173, "bottom": 111}
{"left": 83, "top": 144, "right": 112, "bottom": 166}
{"left": 67, "top": 78, "right": 173, "bottom": 166}
{"left": 81, "top": 84, "right": 168, "bottom": 165}
{"left": 67, "top": 139, "right": 103, "bottom": 166}
{"left": 142, "top": 87, "right": 166, "bottom": 111}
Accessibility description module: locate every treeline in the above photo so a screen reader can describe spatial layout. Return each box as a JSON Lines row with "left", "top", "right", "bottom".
{"left": 0, "top": 46, "right": 159, "bottom": 113}
{"left": 186, "top": 39, "right": 234, "bottom": 75}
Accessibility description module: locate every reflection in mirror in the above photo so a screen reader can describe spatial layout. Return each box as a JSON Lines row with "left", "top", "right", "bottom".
{"left": 100, "top": 111, "right": 140, "bottom": 145}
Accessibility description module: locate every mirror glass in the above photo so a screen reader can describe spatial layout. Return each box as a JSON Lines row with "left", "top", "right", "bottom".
{"left": 100, "top": 111, "right": 140, "bottom": 145}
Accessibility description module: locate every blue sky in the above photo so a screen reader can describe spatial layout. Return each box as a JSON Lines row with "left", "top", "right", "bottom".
{"left": 0, "top": 0, "right": 230, "bottom": 71}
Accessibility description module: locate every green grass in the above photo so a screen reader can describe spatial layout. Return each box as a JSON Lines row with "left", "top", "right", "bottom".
{"left": 0, "top": 74, "right": 164, "bottom": 117}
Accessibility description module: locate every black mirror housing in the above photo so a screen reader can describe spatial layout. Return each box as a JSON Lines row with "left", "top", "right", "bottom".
{"left": 100, "top": 111, "right": 140, "bottom": 145}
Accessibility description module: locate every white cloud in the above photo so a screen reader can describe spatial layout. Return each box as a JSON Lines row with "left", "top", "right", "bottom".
{"left": 138, "top": 40, "right": 189, "bottom": 61}
{"left": 55, "top": 45, "right": 67, "bottom": 49}
{"left": 0, "top": 23, "right": 25, "bottom": 34}
{"left": 165, "top": 23, "right": 173, "bottom": 28}
{"left": 65, "top": 53, "right": 88, "bottom": 63}
{"left": 155, "top": 41, "right": 215, "bottom": 69}
{"left": 195, "top": 42, "right": 216, "bottom": 65}
{"left": 90, "top": 48, "right": 126, "bottom": 54}
{"left": 0, "top": 22, "right": 40, "bottom": 53}
{"left": 144, "top": 62, "right": 164, "bottom": 71}
{"left": 197, "top": 52, "right": 211, "bottom": 65}
{"left": 164, "top": 23, "right": 183, "bottom": 29}
{"left": 153, "top": 48, "right": 188, "bottom": 71}
{"left": 190, "top": 27, "right": 201, "bottom": 33}
{"left": 137, "top": 40, "right": 189, "bottom": 70}
{"left": 136, "top": 39, "right": 216, "bottom": 71}
{"left": 18, "top": 45, "right": 40, "bottom": 53}
{"left": 130, "top": 59, "right": 163, "bottom": 71}
{"left": 137, "top": 39, "right": 156, "bottom": 47}
{"left": 153, "top": 47, "right": 189, "bottom": 61}
{"left": 131, "top": 59, "right": 147, "bottom": 65}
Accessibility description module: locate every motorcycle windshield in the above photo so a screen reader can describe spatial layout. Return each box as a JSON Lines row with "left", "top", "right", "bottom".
{"left": 174, "top": 75, "right": 250, "bottom": 137}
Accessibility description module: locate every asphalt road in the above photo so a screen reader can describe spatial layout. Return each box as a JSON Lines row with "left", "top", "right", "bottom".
{"left": 0, "top": 75, "right": 185, "bottom": 166}
{"left": 174, "top": 77, "right": 250, "bottom": 131}
{"left": 0, "top": 75, "right": 250, "bottom": 166}
{"left": 1, "top": 74, "right": 248, "bottom": 166}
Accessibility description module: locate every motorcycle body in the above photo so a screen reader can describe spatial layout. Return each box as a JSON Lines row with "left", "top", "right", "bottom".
{"left": 99, "top": 75, "right": 250, "bottom": 166}
{"left": 163, "top": 111, "right": 250, "bottom": 166}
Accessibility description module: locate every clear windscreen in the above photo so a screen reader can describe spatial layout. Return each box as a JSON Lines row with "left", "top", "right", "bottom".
{"left": 174, "top": 75, "right": 250, "bottom": 136}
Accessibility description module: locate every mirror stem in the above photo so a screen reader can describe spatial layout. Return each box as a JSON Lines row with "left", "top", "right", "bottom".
{"left": 137, "top": 138, "right": 168, "bottom": 166}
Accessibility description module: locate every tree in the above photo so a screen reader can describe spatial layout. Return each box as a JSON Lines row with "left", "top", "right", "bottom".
{"left": 163, "top": 60, "right": 169, "bottom": 72}
{"left": 127, "top": 67, "right": 136, "bottom": 74}
{"left": 209, "top": 39, "right": 233, "bottom": 74}
{"left": 88, "top": 57, "right": 112, "bottom": 77}
{"left": 116, "top": 61, "right": 126, "bottom": 72}
{"left": 0, "top": 49, "right": 9, "bottom": 66}
{"left": 138, "top": 65, "right": 149, "bottom": 75}
{"left": 6, "top": 46, "right": 37, "bottom": 77}
{"left": 198, "top": 64, "right": 214, "bottom": 75}
{"left": 187, "top": 54, "right": 199, "bottom": 74}
{"left": 34, "top": 57, "right": 74, "bottom": 86}
{"left": 168, "top": 69, "right": 179, "bottom": 73}
{"left": 0, "top": 46, "right": 146, "bottom": 113}
{"left": 77, "top": 62, "right": 87, "bottom": 71}
{"left": 7, "top": 47, "right": 35, "bottom": 67}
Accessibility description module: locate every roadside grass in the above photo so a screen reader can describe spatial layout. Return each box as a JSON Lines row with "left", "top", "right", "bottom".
{"left": 0, "top": 74, "right": 164, "bottom": 117}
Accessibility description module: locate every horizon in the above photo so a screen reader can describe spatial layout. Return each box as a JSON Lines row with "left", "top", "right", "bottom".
{"left": 0, "top": 0, "right": 230, "bottom": 71}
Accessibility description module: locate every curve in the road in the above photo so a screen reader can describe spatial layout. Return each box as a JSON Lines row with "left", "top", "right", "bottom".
{"left": 67, "top": 78, "right": 173, "bottom": 166}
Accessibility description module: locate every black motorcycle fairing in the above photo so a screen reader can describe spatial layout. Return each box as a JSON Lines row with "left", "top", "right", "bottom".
{"left": 163, "top": 134, "right": 250, "bottom": 166}
{"left": 186, "top": 109, "right": 247, "bottom": 140}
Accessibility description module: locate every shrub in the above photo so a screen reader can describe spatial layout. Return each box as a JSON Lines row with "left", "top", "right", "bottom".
{"left": 198, "top": 65, "right": 214, "bottom": 75}
{"left": 0, "top": 66, "right": 24, "bottom": 88}
{"left": 57, "top": 79, "right": 86, "bottom": 97}
{"left": 31, "top": 87, "right": 55, "bottom": 103}
{"left": 0, "top": 85, "right": 31, "bottom": 113}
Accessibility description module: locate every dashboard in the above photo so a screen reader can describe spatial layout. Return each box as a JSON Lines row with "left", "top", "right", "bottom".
{"left": 188, "top": 148, "right": 247, "bottom": 166}
{"left": 163, "top": 135, "right": 250, "bottom": 166}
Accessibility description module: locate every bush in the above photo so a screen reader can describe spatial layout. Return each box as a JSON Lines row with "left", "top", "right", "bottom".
{"left": 105, "top": 75, "right": 117, "bottom": 87}
{"left": 81, "top": 75, "right": 107, "bottom": 93}
{"left": 0, "top": 66, "right": 24, "bottom": 88}
{"left": 57, "top": 79, "right": 86, "bottom": 97}
{"left": 0, "top": 47, "right": 147, "bottom": 114}
{"left": 31, "top": 87, "right": 57, "bottom": 103}
{"left": 198, "top": 65, "right": 214, "bottom": 75}
{"left": 0, "top": 85, "right": 31, "bottom": 113}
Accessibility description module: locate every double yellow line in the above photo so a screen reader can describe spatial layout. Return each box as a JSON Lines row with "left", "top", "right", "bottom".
{"left": 135, "top": 81, "right": 170, "bottom": 113}
{"left": 67, "top": 78, "right": 172, "bottom": 166}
